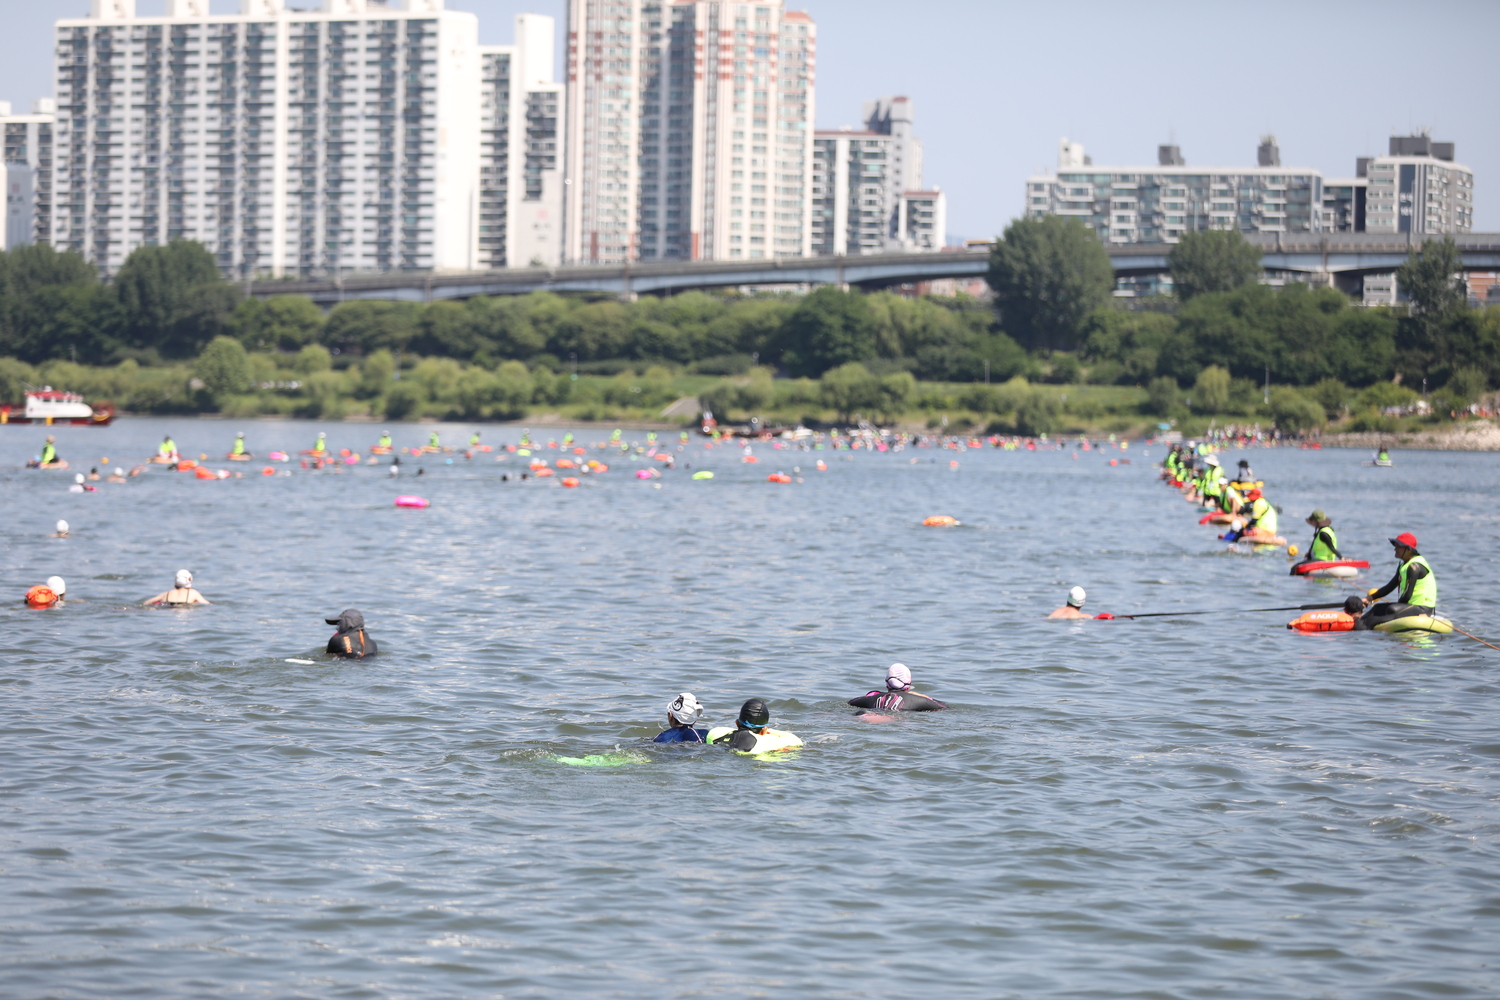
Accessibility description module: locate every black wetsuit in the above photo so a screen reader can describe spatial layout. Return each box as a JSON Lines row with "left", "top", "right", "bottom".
{"left": 847, "top": 690, "right": 948, "bottom": 712}
{"left": 1355, "top": 563, "right": 1434, "bottom": 630}
{"left": 326, "top": 610, "right": 378, "bottom": 658}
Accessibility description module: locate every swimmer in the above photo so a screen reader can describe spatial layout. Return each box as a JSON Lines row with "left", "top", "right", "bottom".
{"left": 847, "top": 663, "right": 948, "bottom": 712}
{"left": 145, "top": 569, "right": 210, "bottom": 606}
{"left": 708, "top": 698, "right": 802, "bottom": 753}
{"left": 1047, "top": 586, "right": 1094, "bottom": 619}
{"left": 325, "top": 608, "right": 377, "bottom": 659}
{"left": 107, "top": 467, "right": 127, "bottom": 483}
{"left": 69, "top": 473, "right": 86, "bottom": 493}
{"left": 46, "top": 576, "right": 67, "bottom": 604}
{"left": 51, "top": 519, "right": 70, "bottom": 538}
{"left": 653, "top": 692, "right": 710, "bottom": 743}
{"left": 87, "top": 467, "right": 101, "bottom": 481}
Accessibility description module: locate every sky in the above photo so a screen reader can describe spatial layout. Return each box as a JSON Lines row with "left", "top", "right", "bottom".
{"left": 4, "top": 0, "right": 1497, "bottom": 238}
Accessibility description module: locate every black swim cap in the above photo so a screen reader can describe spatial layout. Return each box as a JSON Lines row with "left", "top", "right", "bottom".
{"left": 738, "top": 698, "right": 770, "bottom": 728}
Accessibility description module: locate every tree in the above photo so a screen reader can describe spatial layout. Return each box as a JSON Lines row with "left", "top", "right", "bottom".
{"left": 114, "top": 241, "right": 221, "bottom": 355}
{"left": 986, "top": 215, "right": 1113, "bottom": 353}
{"left": 819, "top": 362, "right": 882, "bottom": 421}
{"left": 1268, "top": 386, "right": 1324, "bottom": 434}
{"left": 1145, "top": 375, "right": 1181, "bottom": 415}
{"left": 232, "top": 295, "right": 324, "bottom": 352}
{"left": 1193, "top": 365, "right": 1231, "bottom": 413}
{"left": 1168, "top": 229, "right": 1262, "bottom": 301}
{"left": 1395, "top": 238, "right": 1467, "bottom": 384}
{"left": 194, "top": 335, "right": 254, "bottom": 396}
{"left": 779, "top": 286, "right": 877, "bottom": 376}
{"left": 1014, "top": 389, "right": 1059, "bottom": 436}
{"left": 322, "top": 300, "right": 419, "bottom": 355}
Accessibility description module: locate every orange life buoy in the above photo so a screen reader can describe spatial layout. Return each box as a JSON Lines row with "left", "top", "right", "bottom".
{"left": 561, "top": 477, "right": 580, "bottom": 488}
{"left": 922, "top": 515, "right": 959, "bottom": 527}
{"left": 25, "top": 585, "right": 58, "bottom": 608}
{"left": 1287, "top": 610, "right": 1356, "bottom": 633}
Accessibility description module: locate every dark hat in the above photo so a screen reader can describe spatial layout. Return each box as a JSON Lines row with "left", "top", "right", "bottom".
{"left": 1305, "top": 510, "right": 1332, "bottom": 527}
{"left": 325, "top": 608, "right": 365, "bottom": 629}
{"left": 1389, "top": 532, "right": 1419, "bottom": 552}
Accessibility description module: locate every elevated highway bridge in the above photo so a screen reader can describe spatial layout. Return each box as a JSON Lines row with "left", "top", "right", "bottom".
{"left": 249, "top": 233, "right": 1500, "bottom": 306}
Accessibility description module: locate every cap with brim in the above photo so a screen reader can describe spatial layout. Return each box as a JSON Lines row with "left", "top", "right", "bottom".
{"left": 1389, "top": 532, "right": 1419, "bottom": 552}
{"left": 1306, "top": 510, "right": 1331, "bottom": 527}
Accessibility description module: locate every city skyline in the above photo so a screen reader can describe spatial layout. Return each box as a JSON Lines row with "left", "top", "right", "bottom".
{"left": 0, "top": 0, "right": 1495, "bottom": 243}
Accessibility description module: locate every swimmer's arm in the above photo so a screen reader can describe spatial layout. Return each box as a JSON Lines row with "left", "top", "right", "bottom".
{"left": 190, "top": 591, "right": 211, "bottom": 604}
{"left": 1370, "top": 572, "right": 1400, "bottom": 602}
{"left": 726, "top": 729, "right": 759, "bottom": 752}
{"left": 847, "top": 694, "right": 880, "bottom": 708}
{"left": 143, "top": 591, "right": 169, "bottom": 605}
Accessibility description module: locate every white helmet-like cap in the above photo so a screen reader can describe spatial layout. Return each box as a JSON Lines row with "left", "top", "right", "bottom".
{"left": 1068, "top": 586, "right": 1087, "bottom": 607}
{"left": 56, "top": 519, "right": 69, "bottom": 534}
{"left": 74, "top": 473, "right": 85, "bottom": 484}
{"left": 667, "top": 692, "right": 704, "bottom": 726}
{"left": 174, "top": 569, "right": 193, "bottom": 588}
{"left": 46, "top": 575, "right": 66, "bottom": 595}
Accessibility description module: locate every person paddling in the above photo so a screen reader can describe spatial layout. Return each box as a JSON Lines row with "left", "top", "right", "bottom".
{"left": 1047, "top": 586, "right": 1094, "bottom": 619}
{"left": 1300, "top": 510, "right": 1340, "bottom": 564}
{"left": 1346, "top": 532, "right": 1436, "bottom": 630}
{"left": 39, "top": 435, "right": 61, "bottom": 467}
{"left": 653, "top": 692, "right": 710, "bottom": 743}
{"left": 848, "top": 663, "right": 948, "bottom": 713}
{"left": 158, "top": 435, "right": 179, "bottom": 462}
{"left": 231, "top": 432, "right": 249, "bottom": 457}
{"left": 1233, "top": 488, "right": 1278, "bottom": 540}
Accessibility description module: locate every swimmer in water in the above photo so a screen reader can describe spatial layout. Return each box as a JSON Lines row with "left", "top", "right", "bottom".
{"left": 51, "top": 519, "right": 70, "bottom": 538}
{"left": 653, "top": 692, "right": 709, "bottom": 743}
{"left": 87, "top": 467, "right": 101, "bottom": 481}
{"left": 1047, "top": 586, "right": 1093, "bottom": 619}
{"left": 325, "top": 608, "right": 377, "bottom": 659}
{"left": 708, "top": 698, "right": 802, "bottom": 753}
{"left": 145, "top": 569, "right": 210, "bottom": 606}
{"left": 847, "top": 663, "right": 948, "bottom": 712}
{"left": 107, "top": 467, "right": 127, "bottom": 483}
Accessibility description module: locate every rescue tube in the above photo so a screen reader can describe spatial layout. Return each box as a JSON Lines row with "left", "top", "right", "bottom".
{"left": 1288, "top": 610, "right": 1356, "bottom": 632}
{"left": 394, "top": 495, "right": 429, "bottom": 508}
{"left": 554, "top": 753, "right": 645, "bottom": 767}
{"left": 1373, "top": 615, "right": 1453, "bottom": 635}
{"left": 1291, "top": 559, "right": 1370, "bottom": 578}
{"left": 705, "top": 727, "right": 803, "bottom": 754}
{"left": 923, "top": 515, "right": 960, "bottom": 527}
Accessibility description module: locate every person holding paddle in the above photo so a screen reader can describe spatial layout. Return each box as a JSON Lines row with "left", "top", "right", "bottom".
{"left": 1345, "top": 532, "right": 1437, "bottom": 630}
{"left": 1299, "top": 510, "right": 1341, "bottom": 564}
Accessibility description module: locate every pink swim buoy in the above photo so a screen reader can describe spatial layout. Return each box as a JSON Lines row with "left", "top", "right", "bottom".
{"left": 394, "top": 495, "right": 429, "bottom": 508}
{"left": 635, "top": 469, "right": 652, "bottom": 479}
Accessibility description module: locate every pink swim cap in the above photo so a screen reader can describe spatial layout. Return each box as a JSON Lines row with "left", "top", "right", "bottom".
{"left": 886, "top": 663, "right": 912, "bottom": 691}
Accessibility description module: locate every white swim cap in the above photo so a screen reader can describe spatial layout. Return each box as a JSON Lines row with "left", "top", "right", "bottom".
{"left": 56, "top": 520, "right": 69, "bottom": 534}
{"left": 174, "top": 569, "right": 193, "bottom": 588}
{"left": 47, "top": 575, "right": 66, "bottom": 595}
{"left": 74, "top": 473, "right": 85, "bottom": 484}
{"left": 1068, "top": 586, "right": 1087, "bottom": 607}
{"left": 886, "top": 663, "right": 912, "bottom": 691}
{"left": 667, "top": 692, "right": 704, "bottom": 726}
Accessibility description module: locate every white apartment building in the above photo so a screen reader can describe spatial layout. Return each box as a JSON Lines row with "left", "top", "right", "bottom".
{"left": 1363, "top": 134, "right": 1473, "bottom": 236}
{"left": 51, "top": 0, "right": 482, "bottom": 278}
{"left": 811, "top": 95, "right": 945, "bottom": 255}
{"left": 1, "top": 100, "right": 56, "bottom": 250}
{"left": 1025, "top": 138, "right": 1323, "bottom": 244}
{"left": 564, "top": 0, "right": 816, "bottom": 264}
{"left": 480, "top": 14, "right": 563, "bottom": 268}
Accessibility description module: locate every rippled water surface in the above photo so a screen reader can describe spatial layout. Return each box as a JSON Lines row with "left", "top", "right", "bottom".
{"left": 3, "top": 419, "right": 1499, "bottom": 999}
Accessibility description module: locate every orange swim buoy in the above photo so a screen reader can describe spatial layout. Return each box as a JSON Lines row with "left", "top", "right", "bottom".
{"left": 923, "top": 515, "right": 959, "bottom": 527}
{"left": 743, "top": 455, "right": 759, "bottom": 463}
{"left": 177, "top": 459, "right": 198, "bottom": 470}
{"left": 25, "top": 585, "right": 58, "bottom": 608}
{"left": 535, "top": 468, "right": 555, "bottom": 477}
{"left": 556, "top": 458, "right": 576, "bottom": 469}
{"left": 767, "top": 473, "right": 792, "bottom": 483}
{"left": 1287, "top": 610, "right": 1356, "bottom": 633}
{"left": 262, "top": 466, "right": 276, "bottom": 476}
{"left": 561, "top": 477, "right": 580, "bottom": 488}
{"left": 194, "top": 465, "right": 217, "bottom": 479}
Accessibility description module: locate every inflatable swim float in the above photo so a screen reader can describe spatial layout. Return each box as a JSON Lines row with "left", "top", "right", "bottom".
{"left": 1291, "top": 559, "right": 1370, "bottom": 578}
{"left": 394, "top": 495, "right": 429, "bottom": 508}
{"left": 705, "top": 727, "right": 803, "bottom": 755}
{"left": 1288, "top": 610, "right": 1454, "bottom": 634}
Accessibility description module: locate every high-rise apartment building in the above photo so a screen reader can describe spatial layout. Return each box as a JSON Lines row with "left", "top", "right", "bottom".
{"left": 0, "top": 99, "right": 56, "bottom": 250}
{"left": 50, "top": 0, "right": 483, "bottom": 278}
{"left": 1363, "top": 133, "right": 1473, "bottom": 236}
{"left": 810, "top": 96, "right": 945, "bottom": 255}
{"left": 1024, "top": 138, "right": 1322, "bottom": 244}
{"left": 564, "top": 0, "right": 816, "bottom": 264}
{"left": 480, "top": 14, "right": 564, "bottom": 268}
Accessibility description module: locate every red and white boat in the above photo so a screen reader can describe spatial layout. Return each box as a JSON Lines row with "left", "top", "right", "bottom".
{"left": 0, "top": 388, "right": 116, "bottom": 426}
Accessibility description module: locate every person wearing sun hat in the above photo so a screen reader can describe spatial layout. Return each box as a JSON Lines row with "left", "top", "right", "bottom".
{"left": 325, "top": 608, "right": 378, "bottom": 659}
{"left": 1299, "top": 510, "right": 1341, "bottom": 564}
{"left": 1346, "top": 531, "right": 1436, "bottom": 629}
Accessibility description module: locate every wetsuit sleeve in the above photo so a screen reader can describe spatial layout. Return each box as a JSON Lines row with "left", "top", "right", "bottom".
{"left": 1398, "top": 562, "right": 1427, "bottom": 603}
{"left": 1370, "top": 571, "right": 1400, "bottom": 601}
{"left": 726, "top": 729, "right": 759, "bottom": 752}
{"left": 362, "top": 633, "right": 377, "bottom": 657}
{"left": 1319, "top": 528, "right": 1340, "bottom": 558}
{"left": 326, "top": 634, "right": 344, "bottom": 655}
{"left": 900, "top": 693, "right": 949, "bottom": 711}
{"left": 847, "top": 694, "right": 880, "bottom": 708}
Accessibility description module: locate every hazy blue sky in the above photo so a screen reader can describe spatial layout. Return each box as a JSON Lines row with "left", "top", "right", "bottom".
{"left": 4, "top": 0, "right": 1497, "bottom": 237}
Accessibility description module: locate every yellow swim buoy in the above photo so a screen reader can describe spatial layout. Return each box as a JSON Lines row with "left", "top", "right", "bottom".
{"left": 923, "top": 515, "right": 960, "bottom": 527}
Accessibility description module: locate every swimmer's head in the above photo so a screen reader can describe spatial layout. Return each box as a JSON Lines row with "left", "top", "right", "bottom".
{"left": 174, "top": 569, "right": 193, "bottom": 588}
{"left": 55, "top": 519, "right": 69, "bottom": 535}
{"left": 885, "top": 663, "right": 912, "bottom": 691}
{"left": 1067, "top": 586, "right": 1087, "bottom": 608}
{"left": 47, "top": 576, "right": 66, "bottom": 596}
{"left": 667, "top": 692, "right": 704, "bottom": 727}
{"left": 74, "top": 473, "right": 85, "bottom": 484}
{"left": 736, "top": 698, "right": 770, "bottom": 730}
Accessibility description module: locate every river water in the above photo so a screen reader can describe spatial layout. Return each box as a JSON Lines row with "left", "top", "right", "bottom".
{"left": 3, "top": 418, "right": 1498, "bottom": 999}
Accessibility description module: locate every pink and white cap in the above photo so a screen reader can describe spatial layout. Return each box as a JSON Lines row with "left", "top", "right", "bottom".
{"left": 886, "top": 663, "right": 912, "bottom": 691}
